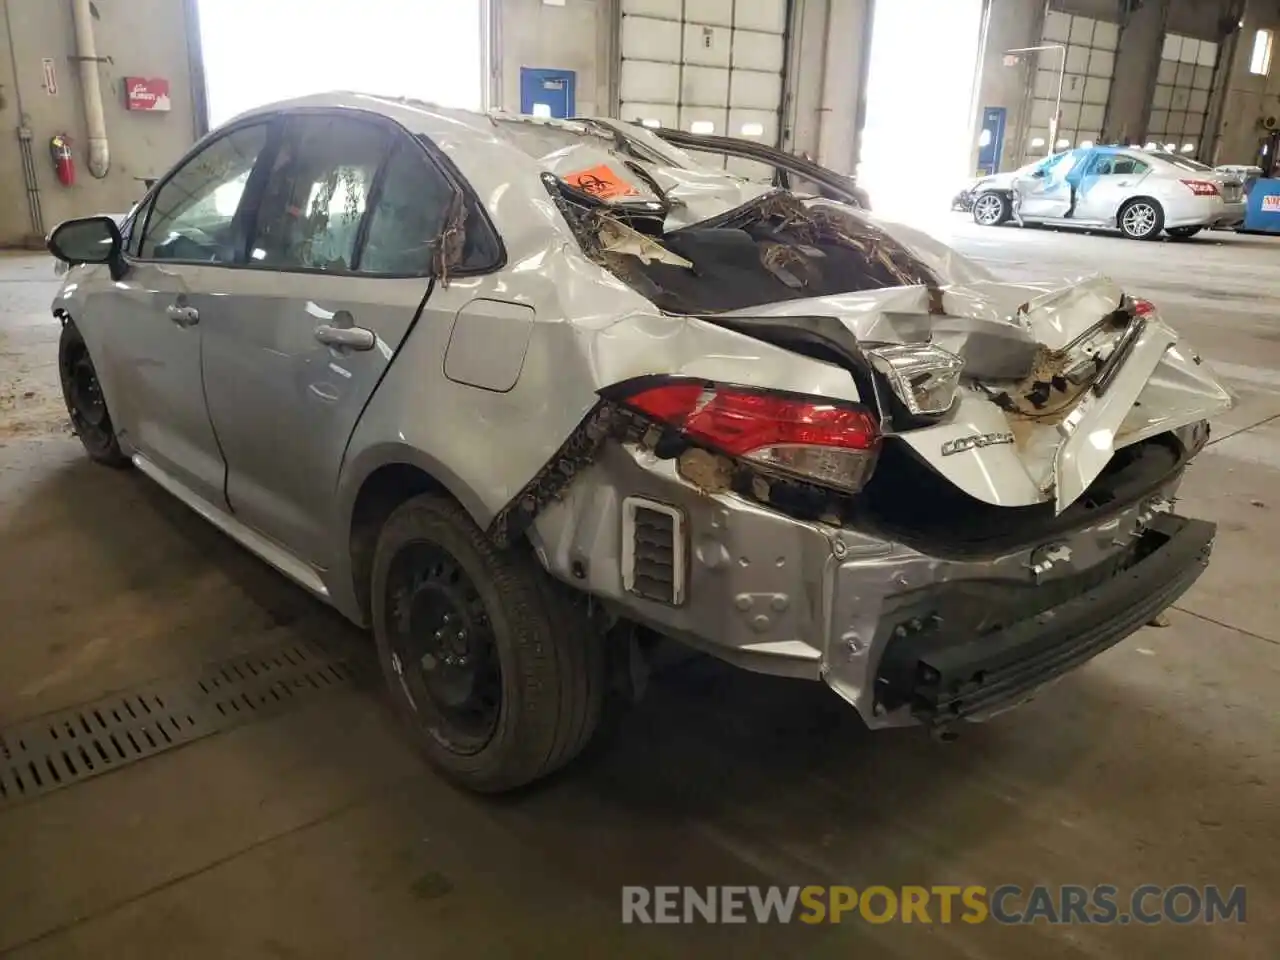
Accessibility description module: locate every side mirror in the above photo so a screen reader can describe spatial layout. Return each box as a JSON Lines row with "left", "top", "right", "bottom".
{"left": 47, "top": 216, "right": 124, "bottom": 277}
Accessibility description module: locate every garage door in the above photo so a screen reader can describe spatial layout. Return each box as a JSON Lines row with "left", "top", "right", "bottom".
{"left": 1023, "top": 10, "right": 1118, "bottom": 163}
{"left": 618, "top": 0, "right": 787, "bottom": 178}
{"left": 1146, "top": 33, "right": 1218, "bottom": 159}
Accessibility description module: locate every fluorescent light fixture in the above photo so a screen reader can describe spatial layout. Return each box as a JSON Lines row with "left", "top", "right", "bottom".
{"left": 641, "top": 118, "right": 660, "bottom": 128}
{"left": 1055, "top": 138, "right": 1070, "bottom": 148}
{"left": 1080, "top": 139, "right": 1094, "bottom": 148}
{"left": 690, "top": 120, "right": 714, "bottom": 134}
{"left": 1144, "top": 142, "right": 1158, "bottom": 150}
{"left": 1031, "top": 137, "right": 1045, "bottom": 147}
{"left": 740, "top": 122, "right": 764, "bottom": 136}
{"left": 1181, "top": 142, "right": 1195, "bottom": 152}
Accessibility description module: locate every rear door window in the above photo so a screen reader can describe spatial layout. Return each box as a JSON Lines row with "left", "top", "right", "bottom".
{"left": 358, "top": 141, "right": 455, "bottom": 276}
{"left": 247, "top": 115, "right": 392, "bottom": 273}
{"left": 1111, "top": 156, "right": 1150, "bottom": 176}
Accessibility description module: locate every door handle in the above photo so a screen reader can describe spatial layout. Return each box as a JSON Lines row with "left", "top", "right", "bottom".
{"left": 314, "top": 324, "right": 375, "bottom": 351}
{"left": 165, "top": 304, "right": 199, "bottom": 326}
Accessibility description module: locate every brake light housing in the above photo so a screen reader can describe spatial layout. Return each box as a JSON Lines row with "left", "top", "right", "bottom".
{"left": 1180, "top": 179, "right": 1220, "bottom": 197}
{"left": 610, "top": 378, "right": 881, "bottom": 494}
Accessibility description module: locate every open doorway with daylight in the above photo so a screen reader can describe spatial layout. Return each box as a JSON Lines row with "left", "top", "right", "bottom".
{"left": 197, "top": 0, "right": 486, "bottom": 129}
{"left": 858, "top": 0, "right": 985, "bottom": 220}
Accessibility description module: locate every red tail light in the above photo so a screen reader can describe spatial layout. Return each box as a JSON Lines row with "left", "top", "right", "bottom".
{"left": 1180, "top": 179, "right": 1220, "bottom": 197}
{"left": 1130, "top": 297, "right": 1157, "bottom": 316}
{"left": 613, "top": 379, "right": 881, "bottom": 493}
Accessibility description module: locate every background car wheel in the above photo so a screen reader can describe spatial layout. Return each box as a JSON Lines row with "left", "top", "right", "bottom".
{"left": 971, "top": 192, "right": 1011, "bottom": 227}
{"left": 371, "top": 493, "right": 605, "bottom": 793}
{"left": 1166, "top": 226, "right": 1202, "bottom": 239}
{"left": 58, "top": 319, "right": 129, "bottom": 467}
{"left": 1118, "top": 199, "right": 1164, "bottom": 240}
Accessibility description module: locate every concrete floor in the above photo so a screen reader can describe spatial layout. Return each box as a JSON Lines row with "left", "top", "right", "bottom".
{"left": 0, "top": 223, "right": 1276, "bottom": 958}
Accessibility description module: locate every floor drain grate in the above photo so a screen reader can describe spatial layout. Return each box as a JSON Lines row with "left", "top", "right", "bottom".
{"left": 0, "top": 635, "right": 361, "bottom": 806}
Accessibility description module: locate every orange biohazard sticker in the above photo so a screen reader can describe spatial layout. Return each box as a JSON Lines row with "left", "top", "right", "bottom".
{"left": 563, "top": 164, "right": 641, "bottom": 200}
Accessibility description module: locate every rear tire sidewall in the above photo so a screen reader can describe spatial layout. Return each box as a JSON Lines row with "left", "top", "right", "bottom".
{"left": 370, "top": 495, "right": 599, "bottom": 792}
{"left": 1119, "top": 199, "right": 1164, "bottom": 240}
{"left": 972, "top": 192, "right": 1010, "bottom": 227}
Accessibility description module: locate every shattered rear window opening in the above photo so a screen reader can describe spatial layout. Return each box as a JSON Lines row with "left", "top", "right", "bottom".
{"left": 548, "top": 179, "right": 943, "bottom": 316}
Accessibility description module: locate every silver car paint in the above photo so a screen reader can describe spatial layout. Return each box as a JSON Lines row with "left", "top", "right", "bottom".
{"left": 53, "top": 95, "right": 1233, "bottom": 713}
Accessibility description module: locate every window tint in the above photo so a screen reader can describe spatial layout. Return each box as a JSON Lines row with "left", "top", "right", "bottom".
{"left": 248, "top": 116, "right": 390, "bottom": 272}
{"left": 358, "top": 142, "right": 454, "bottom": 276}
{"left": 139, "top": 123, "right": 269, "bottom": 262}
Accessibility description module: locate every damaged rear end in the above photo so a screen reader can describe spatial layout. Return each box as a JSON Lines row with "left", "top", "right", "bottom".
{"left": 515, "top": 159, "right": 1230, "bottom": 730}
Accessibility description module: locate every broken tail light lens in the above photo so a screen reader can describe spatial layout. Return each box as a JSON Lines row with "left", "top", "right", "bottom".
{"left": 864, "top": 343, "right": 964, "bottom": 417}
{"left": 1180, "top": 179, "right": 1220, "bottom": 197}
{"left": 613, "top": 379, "right": 881, "bottom": 493}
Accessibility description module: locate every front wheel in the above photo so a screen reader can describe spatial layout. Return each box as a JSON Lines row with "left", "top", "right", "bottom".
{"left": 1166, "top": 226, "right": 1202, "bottom": 239}
{"left": 371, "top": 493, "right": 605, "bottom": 793}
{"left": 58, "top": 319, "right": 129, "bottom": 467}
{"left": 972, "top": 192, "right": 1011, "bottom": 226}
{"left": 1118, "top": 199, "right": 1164, "bottom": 240}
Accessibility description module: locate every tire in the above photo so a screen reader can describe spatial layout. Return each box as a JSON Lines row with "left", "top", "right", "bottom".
{"left": 971, "top": 191, "right": 1011, "bottom": 227}
{"left": 1118, "top": 198, "right": 1164, "bottom": 240}
{"left": 1166, "top": 226, "right": 1202, "bottom": 239}
{"left": 58, "top": 319, "right": 129, "bottom": 467}
{"left": 370, "top": 493, "right": 605, "bottom": 793}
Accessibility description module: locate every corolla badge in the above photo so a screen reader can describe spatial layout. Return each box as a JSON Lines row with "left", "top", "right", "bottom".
{"left": 940, "top": 432, "right": 1015, "bottom": 456}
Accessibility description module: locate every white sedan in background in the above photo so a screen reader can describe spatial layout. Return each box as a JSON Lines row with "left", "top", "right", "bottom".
{"left": 965, "top": 146, "right": 1246, "bottom": 240}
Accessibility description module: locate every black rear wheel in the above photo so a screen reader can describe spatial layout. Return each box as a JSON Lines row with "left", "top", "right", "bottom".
{"left": 371, "top": 493, "right": 605, "bottom": 793}
{"left": 58, "top": 319, "right": 128, "bottom": 467}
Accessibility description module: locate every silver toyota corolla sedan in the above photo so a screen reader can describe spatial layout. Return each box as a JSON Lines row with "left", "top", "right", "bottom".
{"left": 965, "top": 145, "right": 1246, "bottom": 239}
{"left": 48, "top": 93, "right": 1232, "bottom": 792}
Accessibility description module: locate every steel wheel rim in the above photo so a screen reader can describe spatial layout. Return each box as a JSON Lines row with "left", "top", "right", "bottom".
{"left": 974, "top": 195, "right": 1002, "bottom": 224}
{"left": 1123, "top": 203, "right": 1155, "bottom": 236}
{"left": 385, "top": 541, "right": 501, "bottom": 755}
{"left": 70, "top": 355, "right": 108, "bottom": 427}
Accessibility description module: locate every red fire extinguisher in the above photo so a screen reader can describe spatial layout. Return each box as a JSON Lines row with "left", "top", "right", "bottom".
{"left": 50, "top": 133, "right": 75, "bottom": 186}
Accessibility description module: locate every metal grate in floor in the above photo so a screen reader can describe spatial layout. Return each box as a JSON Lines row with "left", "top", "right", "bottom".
{"left": 0, "top": 635, "right": 362, "bottom": 806}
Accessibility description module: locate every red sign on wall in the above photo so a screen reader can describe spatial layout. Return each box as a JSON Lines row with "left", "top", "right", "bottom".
{"left": 124, "top": 77, "right": 171, "bottom": 112}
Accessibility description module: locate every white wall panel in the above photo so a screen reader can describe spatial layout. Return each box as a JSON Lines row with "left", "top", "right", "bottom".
{"left": 683, "top": 23, "right": 733, "bottom": 67}
{"left": 1023, "top": 11, "right": 1117, "bottom": 160}
{"left": 619, "top": 0, "right": 788, "bottom": 159}
{"left": 730, "top": 69, "right": 782, "bottom": 109}
{"left": 620, "top": 60, "right": 680, "bottom": 103}
{"left": 621, "top": 15, "right": 682, "bottom": 56}
{"left": 682, "top": 66, "right": 731, "bottom": 105}
{"left": 734, "top": 0, "right": 786, "bottom": 33}
{"left": 686, "top": 0, "right": 733, "bottom": 26}
{"left": 733, "top": 29, "right": 785, "bottom": 71}
{"left": 624, "top": 0, "right": 682, "bottom": 17}
{"left": 1147, "top": 32, "right": 1217, "bottom": 156}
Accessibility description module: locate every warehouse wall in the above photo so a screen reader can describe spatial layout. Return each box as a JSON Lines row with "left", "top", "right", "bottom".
{"left": 0, "top": 0, "right": 203, "bottom": 246}
{"left": 783, "top": 0, "right": 872, "bottom": 176}
{"left": 1216, "top": 0, "right": 1280, "bottom": 164}
{"left": 970, "top": 0, "right": 1044, "bottom": 172}
{"left": 492, "top": 0, "right": 615, "bottom": 117}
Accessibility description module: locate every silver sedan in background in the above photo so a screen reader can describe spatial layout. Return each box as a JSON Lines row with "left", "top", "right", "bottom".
{"left": 964, "top": 146, "right": 1246, "bottom": 240}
